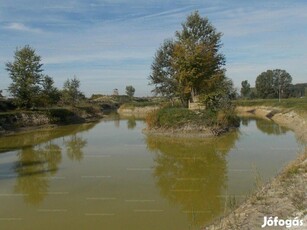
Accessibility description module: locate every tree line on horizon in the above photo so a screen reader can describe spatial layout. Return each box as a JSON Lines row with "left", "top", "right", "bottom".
{"left": 4, "top": 45, "right": 85, "bottom": 108}
{"left": 240, "top": 69, "right": 307, "bottom": 99}
{"left": 2, "top": 45, "right": 137, "bottom": 109}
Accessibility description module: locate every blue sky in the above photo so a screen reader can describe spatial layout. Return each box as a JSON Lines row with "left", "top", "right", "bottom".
{"left": 1, "top": 0, "right": 306, "bottom": 96}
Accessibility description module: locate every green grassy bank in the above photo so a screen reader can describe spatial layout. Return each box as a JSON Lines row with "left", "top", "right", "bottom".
{"left": 234, "top": 98, "right": 307, "bottom": 112}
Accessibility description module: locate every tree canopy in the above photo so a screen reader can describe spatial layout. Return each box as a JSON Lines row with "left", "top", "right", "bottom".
{"left": 6, "top": 45, "right": 61, "bottom": 107}
{"left": 149, "top": 11, "right": 229, "bottom": 107}
{"left": 241, "top": 80, "right": 251, "bottom": 98}
{"left": 149, "top": 40, "right": 178, "bottom": 102}
{"left": 125, "top": 85, "right": 135, "bottom": 100}
{"left": 255, "top": 69, "right": 292, "bottom": 99}
{"left": 6, "top": 45, "right": 44, "bottom": 108}
{"left": 61, "top": 77, "right": 85, "bottom": 105}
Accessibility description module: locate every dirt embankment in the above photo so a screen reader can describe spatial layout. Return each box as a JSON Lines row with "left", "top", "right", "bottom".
{"left": 117, "top": 105, "right": 159, "bottom": 118}
{"left": 143, "top": 122, "right": 233, "bottom": 138}
{"left": 204, "top": 106, "right": 307, "bottom": 230}
{"left": 0, "top": 109, "right": 103, "bottom": 136}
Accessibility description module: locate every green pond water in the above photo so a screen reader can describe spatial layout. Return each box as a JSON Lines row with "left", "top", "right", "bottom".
{"left": 0, "top": 116, "right": 303, "bottom": 230}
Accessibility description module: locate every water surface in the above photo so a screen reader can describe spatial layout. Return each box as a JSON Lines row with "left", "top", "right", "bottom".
{"left": 0, "top": 117, "right": 302, "bottom": 229}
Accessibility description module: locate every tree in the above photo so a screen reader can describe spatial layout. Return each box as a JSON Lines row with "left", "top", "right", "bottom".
{"left": 40, "top": 75, "right": 60, "bottom": 106}
{"left": 256, "top": 69, "right": 292, "bottom": 99}
{"left": 240, "top": 80, "right": 251, "bottom": 98}
{"left": 149, "top": 39, "right": 178, "bottom": 104}
{"left": 274, "top": 69, "right": 292, "bottom": 98}
{"left": 61, "top": 77, "right": 84, "bottom": 105}
{"left": 6, "top": 45, "right": 44, "bottom": 108}
{"left": 125, "top": 85, "right": 135, "bottom": 100}
{"left": 149, "top": 11, "right": 228, "bottom": 107}
{"left": 173, "top": 11, "right": 226, "bottom": 103}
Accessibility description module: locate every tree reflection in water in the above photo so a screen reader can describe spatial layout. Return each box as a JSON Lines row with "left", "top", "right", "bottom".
{"left": 146, "top": 131, "right": 240, "bottom": 227}
{"left": 240, "top": 117, "right": 250, "bottom": 126}
{"left": 65, "top": 134, "right": 87, "bottom": 161}
{"left": 127, "top": 117, "right": 137, "bottom": 130}
{"left": 14, "top": 143, "right": 62, "bottom": 205}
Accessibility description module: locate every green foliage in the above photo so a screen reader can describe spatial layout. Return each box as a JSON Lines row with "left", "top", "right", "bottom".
{"left": 241, "top": 80, "right": 251, "bottom": 98}
{"left": 125, "top": 85, "right": 135, "bottom": 100}
{"left": 0, "top": 99, "right": 16, "bottom": 112}
{"left": 157, "top": 108, "right": 196, "bottom": 128}
{"left": 234, "top": 98, "right": 307, "bottom": 114}
{"left": 47, "top": 108, "right": 75, "bottom": 123}
{"left": 120, "top": 101, "right": 160, "bottom": 109}
{"left": 146, "top": 106, "right": 239, "bottom": 129}
{"left": 145, "top": 109, "right": 159, "bottom": 129}
{"left": 39, "top": 75, "right": 60, "bottom": 106}
{"left": 288, "top": 84, "right": 307, "bottom": 98}
{"left": 173, "top": 11, "right": 225, "bottom": 97}
{"left": 149, "top": 11, "right": 229, "bottom": 107}
{"left": 6, "top": 45, "right": 44, "bottom": 108}
{"left": 149, "top": 39, "right": 178, "bottom": 101}
{"left": 255, "top": 69, "right": 292, "bottom": 99}
{"left": 75, "top": 104, "right": 101, "bottom": 115}
{"left": 6, "top": 45, "right": 61, "bottom": 108}
{"left": 61, "top": 77, "right": 85, "bottom": 106}
{"left": 200, "top": 79, "right": 236, "bottom": 112}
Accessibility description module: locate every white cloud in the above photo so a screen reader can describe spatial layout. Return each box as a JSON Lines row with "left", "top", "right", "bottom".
{"left": 4, "top": 22, "right": 42, "bottom": 33}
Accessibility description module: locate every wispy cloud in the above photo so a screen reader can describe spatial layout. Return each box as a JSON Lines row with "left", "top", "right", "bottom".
{"left": 4, "top": 22, "right": 42, "bottom": 33}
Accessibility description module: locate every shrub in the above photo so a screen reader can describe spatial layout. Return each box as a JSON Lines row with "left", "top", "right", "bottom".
{"left": 47, "top": 108, "right": 75, "bottom": 123}
{"left": 146, "top": 107, "right": 217, "bottom": 129}
{"left": 145, "top": 106, "right": 239, "bottom": 130}
{"left": 145, "top": 109, "right": 159, "bottom": 129}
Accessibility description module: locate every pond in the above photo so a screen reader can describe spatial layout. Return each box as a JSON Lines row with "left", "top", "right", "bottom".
{"left": 0, "top": 116, "right": 303, "bottom": 230}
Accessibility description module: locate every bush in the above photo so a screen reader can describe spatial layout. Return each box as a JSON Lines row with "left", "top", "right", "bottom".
{"left": 146, "top": 107, "right": 218, "bottom": 129}
{"left": 157, "top": 107, "right": 196, "bottom": 128}
{"left": 145, "top": 109, "right": 159, "bottom": 129}
{"left": 0, "top": 99, "right": 17, "bottom": 112}
{"left": 47, "top": 108, "right": 75, "bottom": 123}
{"left": 146, "top": 106, "right": 239, "bottom": 130}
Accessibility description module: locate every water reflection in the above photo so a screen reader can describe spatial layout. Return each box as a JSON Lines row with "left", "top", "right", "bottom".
{"left": 2, "top": 123, "right": 96, "bottom": 205}
{"left": 0, "top": 122, "right": 97, "bottom": 154}
{"left": 255, "top": 119, "right": 290, "bottom": 135}
{"left": 14, "top": 142, "right": 62, "bottom": 205}
{"left": 146, "top": 131, "right": 240, "bottom": 227}
{"left": 240, "top": 117, "right": 250, "bottom": 126}
{"left": 127, "top": 117, "right": 137, "bottom": 129}
{"left": 65, "top": 134, "right": 87, "bottom": 161}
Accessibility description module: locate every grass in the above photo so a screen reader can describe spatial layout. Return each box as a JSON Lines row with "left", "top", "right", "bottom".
{"left": 146, "top": 107, "right": 201, "bottom": 129}
{"left": 234, "top": 98, "right": 307, "bottom": 112}
{"left": 281, "top": 152, "right": 307, "bottom": 180}
{"left": 145, "top": 106, "right": 239, "bottom": 130}
{"left": 119, "top": 101, "right": 162, "bottom": 109}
